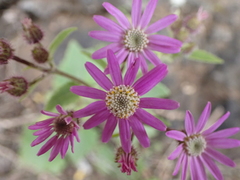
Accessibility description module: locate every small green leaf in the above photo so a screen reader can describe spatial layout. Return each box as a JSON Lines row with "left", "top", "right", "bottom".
{"left": 48, "top": 27, "right": 77, "bottom": 61}
{"left": 45, "top": 81, "right": 79, "bottom": 111}
{"left": 142, "top": 83, "right": 170, "bottom": 98}
{"left": 188, "top": 49, "right": 224, "bottom": 64}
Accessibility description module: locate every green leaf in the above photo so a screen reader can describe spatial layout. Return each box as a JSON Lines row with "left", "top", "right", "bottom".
{"left": 188, "top": 49, "right": 224, "bottom": 64}
{"left": 142, "top": 83, "right": 170, "bottom": 98}
{"left": 48, "top": 27, "right": 77, "bottom": 61}
{"left": 45, "top": 81, "right": 79, "bottom": 111}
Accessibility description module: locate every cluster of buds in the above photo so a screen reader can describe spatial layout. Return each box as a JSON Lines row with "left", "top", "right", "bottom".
{"left": 0, "top": 39, "right": 14, "bottom": 65}
{"left": 0, "top": 76, "right": 28, "bottom": 97}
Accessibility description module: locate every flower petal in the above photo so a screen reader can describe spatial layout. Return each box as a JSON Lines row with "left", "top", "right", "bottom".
{"left": 92, "top": 43, "right": 123, "bottom": 59}
{"left": 205, "top": 147, "right": 236, "bottom": 167}
{"left": 124, "top": 57, "right": 140, "bottom": 85}
{"left": 93, "top": 15, "right": 124, "bottom": 33}
{"left": 85, "top": 62, "right": 113, "bottom": 91}
{"left": 202, "top": 111, "right": 230, "bottom": 135}
{"left": 200, "top": 153, "right": 224, "bottom": 180}
{"left": 116, "top": 48, "right": 129, "bottom": 64}
{"left": 49, "top": 137, "right": 63, "bottom": 161}
{"left": 190, "top": 156, "right": 207, "bottom": 180}
{"left": 139, "top": 0, "right": 158, "bottom": 29}
{"left": 103, "top": 2, "right": 130, "bottom": 29}
{"left": 133, "top": 63, "right": 167, "bottom": 96}
{"left": 102, "top": 115, "right": 118, "bottom": 143}
{"left": 195, "top": 102, "right": 211, "bottom": 133}
{"left": 185, "top": 110, "right": 195, "bottom": 135}
{"left": 60, "top": 136, "right": 69, "bottom": 159}
{"left": 70, "top": 86, "right": 106, "bottom": 99}
{"left": 83, "top": 110, "right": 110, "bottom": 129}
{"left": 37, "top": 135, "right": 58, "bottom": 156}
{"left": 55, "top": 105, "right": 67, "bottom": 115}
{"left": 119, "top": 119, "right": 131, "bottom": 153}
{"left": 206, "top": 127, "right": 240, "bottom": 139}
{"left": 142, "top": 48, "right": 161, "bottom": 66}
{"left": 166, "top": 130, "right": 186, "bottom": 141}
{"left": 129, "top": 115, "right": 150, "bottom": 148}
{"left": 139, "top": 53, "right": 148, "bottom": 74}
{"left": 73, "top": 101, "right": 106, "bottom": 118}
{"left": 131, "top": 0, "right": 142, "bottom": 28}
{"left": 107, "top": 50, "right": 123, "bottom": 86}
{"left": 148, "top": 34, "right": 182, "bottom": 47}
{"left": 148, "top": 43, "right": 181, "bottom": 54}
{"left": 135, "top": 108, "right": 166, "bottom": 131}
{"left": 31, "top": 130, "right": 54, "bottom": 146}
{"left": 146, "top": 14, "right": 177, "bottom": 34}
{"left": 207, "top": 138, "right": 240, "bottom": 149}
{"left": 181, "top": 154, "right": 188, "bottom": 180}
{"left": 89, "top": 31, "right": 122, "bottom": 42}
{"left": 173, "top": 152, "right": 184, "bottom": 176}
{"left": 40, "top": 110, "right": 58, "bottom": 117}
{"left": 139, "top": 97, "right": 179, "bottom": 110}
{"left": 168, "top": 144, "right": 183, "bottom": 160}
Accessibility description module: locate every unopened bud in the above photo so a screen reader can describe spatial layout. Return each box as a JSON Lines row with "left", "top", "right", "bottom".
{"left": 0, "top": 39, "right": 14, "bottom": 65}
{"left": 0, "top": 77, "right": 28, "bottom": 97}
{"left": 32, "top": 44, "right": 49, "bottom": 63}
{"left": 21, "top": 18, "right": 43, "bottom": 44}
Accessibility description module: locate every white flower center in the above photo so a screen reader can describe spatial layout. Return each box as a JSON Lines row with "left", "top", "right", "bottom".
{"left": 105, "top": 85, "right": 140, "bottom": 119}
{"left": 124, "top": 29, "right": 149, "bottom": 52}
{"left": 184, "top": 134, "right": 206, "bottom": 156}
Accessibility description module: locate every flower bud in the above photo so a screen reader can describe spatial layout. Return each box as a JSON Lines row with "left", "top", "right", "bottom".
{"left": 0, "top": 39, "right": 14, "bottom": 65}
{"left": 0, "top": 77, "right": 28, "bottom": 97}
{"left": 31, "top": 44, "right": 49, "bottom": 63}
{"left": 174, "top": 27, "right": 190, "bottom": 42}
{"left": 21, "top": 18, "right": 43, "bottom": 44}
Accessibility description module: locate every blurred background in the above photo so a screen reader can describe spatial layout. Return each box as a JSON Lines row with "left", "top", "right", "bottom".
{"left": 0, "top": 0, "right": 240, "bottom": 179}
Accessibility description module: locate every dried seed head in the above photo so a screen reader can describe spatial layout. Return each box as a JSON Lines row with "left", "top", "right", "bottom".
{"left": 0, "top": 39, "right": 14, "bottom": 65}
{"left": 32, "top": 44, "right": 49, "bottom": 63}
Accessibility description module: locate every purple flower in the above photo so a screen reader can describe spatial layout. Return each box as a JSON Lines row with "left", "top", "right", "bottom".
{"left": 166, "top": 102, "right": 240, "bottom": 180}
{"left": 29, "top": 105, "right": 80, "bottom": 161}
{"left": 70, "top": 50, "right": 179, "bottom": 153}
{"left": 89, "top": 0, "right": 182, "bottom": 74}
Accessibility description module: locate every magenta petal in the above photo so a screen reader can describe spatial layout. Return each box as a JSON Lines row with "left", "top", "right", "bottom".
{"left": 207, "top": 138, "right": 240, "bottom": 149}
{"left": 49, "top": 137, "right": 62, "bottom": 161}
{"left": 142, "top": 49, "right": 161, "bottom": 66}
{"left": 200, "top": 153, "right": 224, "bottom": 180}
{"left": 181, "top": 154, "right": 188, "bottom": 180}
{"left": 83, "top": 110, "right": 110, "bottom": 129}
{"left": 89, "top": 31, "right": 121, "bottom": 42}
{"left": 131, "top": 0, "right": 142, "bottom": 28}
{"left": 206, "top": 127, "right": 240, "bottom": 139}
{"left": 37, "top": 135, "right": 58, "bottom": 156}
{"left": 35, "top": 118, "right": 54, "bottom": 126}
{"left": 124, "top": 58, "right": 140, "bottom": 85}
{"left": 146, "top": 14, "right": 177, "bottom": 34}
{"left": 205, "top": 147, "right": 236, "bottom": 167}
{"left": 166, "top": 130, "right": 186, "bottom": 141}
{"left": 102, "top": 2, "right": 130, "bottom": 29}
{"left": 139, "top": 98, "right": 179, "bottom": 110}
{"left": 73, "top": 101, "right": 106, "bottom": 118}
{"left": 119, "top": 119, "right": 131, "bottom": 153}
{"left": 148, "top": 35, "right": 182, "bottom": 47}
{"left": 190, "top": 157, "right": 198, "bottom": 180}
{"left": 85, "top": 62, "right": 113, "bottom": 91}
{"left": 139, "top": 0, "right": 158, "bottom": 29}
{"left": 92, "top": 43, "right": 122, "bottom": 59}
{"left": 102, "top": 115, "right": 118, "bottom": 143}
{"left": 107, "top": 50, "right": 123, "bottom": 86}
{"left": 190, "top": 157, "right": 207, "bottom": 180}
{"left": 133, "top": 64, "right": 167, "bottom": 96}
{"left": 173, "top": 152, "right": 184, "bottom": 176}
{"left": 148, "top": 43, "right": 181, "bottom": 54}
{"left": 185, "top": 110, "right": 195, "bottom": 135}
{"left": 73, "top": 127, "right": 80, "bottom": 142}
{"left": 60, "top": 136, "right": 69, "bottom": 159}
{"left": 139, "top": 53, "right": 148, "bottom": 74}
{"left": 202, "top": 112, "right": 230, "bottom": 135}
{"left": 129, "top": 115, "right": 150, "bottom": 148}
{"left": 55, "top": 105, "right": 67, "bottom": 115}
{"left": 64, "top": 117, "right": 72, "bottom": 125}
{"left": 135, "top": 108, "right": 166, "bottom": 131}
{"left": 116, "top": 48, "right": 129, "bottom": 64}
{"left": 168, "top": 144, "right": 183, "bottom": 160}
{"left": 93, "top": 15, "right": 124, "bottom": 33}
{"left": 127, "top": 52, "right": 135, "bottom": 69}
{"left": 69, "top": 134, "right": 75, "bottom": 153}
{"left": 33, "top": 127, "right": 52, "bottom": 136}
{"left": 195, "top": 102, "right": 211, "bottom": 133}
{"left": 70, "top": 86, "right": 106, "bottom": 99}
{"left": 41, "top": 110, "right": 58, "bottom": 117}
{"left": 195, "top": 157, "right": 207, "bottom": 180}
{"left": 31, "top": 130, "right": 54, "bottom": 146}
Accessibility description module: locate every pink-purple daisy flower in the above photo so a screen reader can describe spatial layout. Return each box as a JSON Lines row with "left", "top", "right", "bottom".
{"left": 89, "top": 0, "right": 182, "bottom": 74}
{"left": 70, "top": 50, "right": 179, "bottom": 153}
{"left": 29, "top": 105, "right": 80, "bottom": 161}
{"left": 166, "top": 102, "right": 240, "bottom": 180}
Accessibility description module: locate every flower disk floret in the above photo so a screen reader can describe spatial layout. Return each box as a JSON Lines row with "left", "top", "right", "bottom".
{"left": 166, "top": 102, "right": 240, "bottom": 180}
{"left": 70, "top": 49, "right": 179, "bottom": 153}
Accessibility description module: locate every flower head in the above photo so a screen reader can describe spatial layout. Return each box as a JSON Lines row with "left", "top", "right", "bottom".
{"left": 29, "top": 105, "right": 80, "bottom": 161}
{"left": 31, "top": 44, "right": 49, "bottom": 63}
{"left": 115, "top": 146, "right": 138, "bottom": 175}
{"left": 0, "top": 39, "right": 14, "bottom": 65}
{"left": 89, "top": 0, "right": 182, "bottom": 74}
{"left": 0, "top": 76, "right": 28, "bottom": 97}
{"left": 70, "top": 50, "right": 179, "bottom": 153}
{"left": 166, "top": 102, "right": 240, "bottom": 180}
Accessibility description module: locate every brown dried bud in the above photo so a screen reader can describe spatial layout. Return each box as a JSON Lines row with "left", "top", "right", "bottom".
{"left": 0, "top": 39, "right": 14, "bottom": 65}
{"left": 32, "top": 44, "right": 49, "bottom": 63}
